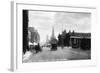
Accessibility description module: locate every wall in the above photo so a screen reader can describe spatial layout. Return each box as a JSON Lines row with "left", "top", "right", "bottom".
{"left": 0, "top": 0, "right": 100, "bottom": 73}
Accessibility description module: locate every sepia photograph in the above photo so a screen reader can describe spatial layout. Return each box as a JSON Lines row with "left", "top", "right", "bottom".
{"left": 22, "top": 10, "right": 91, "bottom": 63}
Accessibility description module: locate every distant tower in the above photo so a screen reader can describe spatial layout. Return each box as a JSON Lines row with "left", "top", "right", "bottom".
{"left": 50, "top": 26, "right": 57, "bottom": 44}
{"left": 51, "top": 26, "right": 55, "bottom": 39}
{"left": 50, "top": 26, "right": 57, "bottom": 51}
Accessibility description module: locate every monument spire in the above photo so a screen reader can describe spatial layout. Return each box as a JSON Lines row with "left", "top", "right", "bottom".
{"left": 52, "top": 27, "right": 55, "bottom": 38}
{"left": 50, "top": 26, "right": 57, "bottom": 51}
{"left": 51, "top": 26, "right": 55, "bottom": 38}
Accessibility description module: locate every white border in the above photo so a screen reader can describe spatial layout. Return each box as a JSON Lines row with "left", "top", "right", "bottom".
{"left": 12, "top": 1, "right": 97, "bottom": 72}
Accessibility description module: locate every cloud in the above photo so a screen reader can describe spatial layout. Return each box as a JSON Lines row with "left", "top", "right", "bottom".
{"left": 55, "top": 12, "right": 91, "bottom": 32}
{"left": 28, "top": 11, "right": 91, "bottom": 42}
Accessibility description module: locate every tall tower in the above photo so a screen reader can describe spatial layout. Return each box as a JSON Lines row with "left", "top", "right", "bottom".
{"left": 50, "top": 26, "right": 57, "bottom": 51}
{"left": 50, "top": 26, "right": 57, "bottom": 44}
{"left": 51, "top": 26, "right": 55, "bottom": 39}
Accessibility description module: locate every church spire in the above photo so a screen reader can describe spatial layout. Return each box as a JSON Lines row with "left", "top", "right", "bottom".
{"left": 50, "top": 26, "right": 57, "bottom": 45}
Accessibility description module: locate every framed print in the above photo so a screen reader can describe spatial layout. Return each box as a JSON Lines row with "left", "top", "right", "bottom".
{"left": 11, "top": 1, "right": 97, "bottom": 71}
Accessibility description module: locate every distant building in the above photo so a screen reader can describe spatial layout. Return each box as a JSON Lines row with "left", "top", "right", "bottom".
{"left": 44, "top": 35, "right": 51, "bottom": 47}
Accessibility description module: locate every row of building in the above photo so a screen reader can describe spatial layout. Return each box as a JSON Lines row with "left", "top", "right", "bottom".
{"left": 57, "top": 30, "right": 91, "bottom": 50}
{"left": 49, "top": 27, "right": 91, "bottom": 50}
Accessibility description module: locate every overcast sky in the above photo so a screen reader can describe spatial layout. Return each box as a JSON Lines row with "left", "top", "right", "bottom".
{"left": 28, "top": 11, "right": 91, "bottom": 43}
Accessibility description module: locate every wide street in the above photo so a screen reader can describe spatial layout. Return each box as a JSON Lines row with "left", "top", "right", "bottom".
{"left": 23, "top": 47, "right": 91, "bottom": 63}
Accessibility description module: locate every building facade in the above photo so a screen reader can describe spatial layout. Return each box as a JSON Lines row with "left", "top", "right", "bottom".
{"left": 70, "top": 33, "right": 91, "bottom": 50}
{"left": 58, "top": 30, "right": 91, "bottom": 50}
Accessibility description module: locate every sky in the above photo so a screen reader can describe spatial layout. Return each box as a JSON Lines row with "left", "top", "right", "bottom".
{"left": 28, "top": 10, "right": 91, "bottom": 43}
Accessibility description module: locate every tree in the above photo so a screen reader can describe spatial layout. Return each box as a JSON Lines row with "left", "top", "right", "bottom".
{"left": 58, "top": 34, "right": 62, "bottom": 46}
